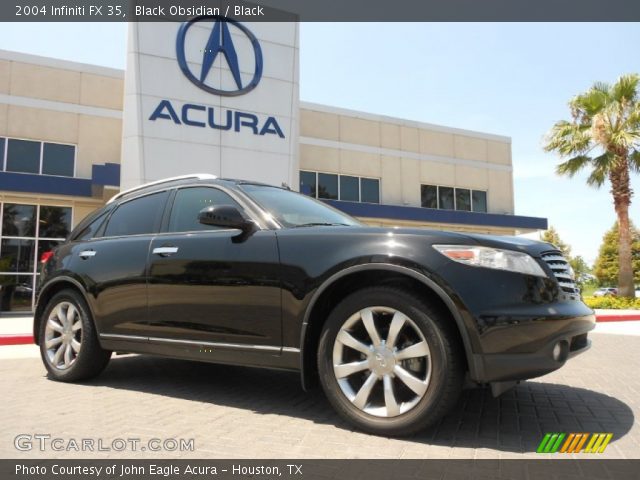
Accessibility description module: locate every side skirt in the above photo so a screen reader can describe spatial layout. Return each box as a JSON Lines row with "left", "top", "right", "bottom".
{"left": 99, "top": 334, "right": 300, "bottom": 371}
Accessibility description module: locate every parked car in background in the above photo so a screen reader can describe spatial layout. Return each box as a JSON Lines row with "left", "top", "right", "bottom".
{"left": 33, "top": 174, "right": 596, "bottom": 436}
{"left": 593, "top": 288, "right": 618, "bottom": 297}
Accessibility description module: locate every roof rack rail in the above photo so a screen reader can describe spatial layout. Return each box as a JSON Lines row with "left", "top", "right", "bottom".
{"left": 107, "top": 173, "right": 218, "bottom": 204}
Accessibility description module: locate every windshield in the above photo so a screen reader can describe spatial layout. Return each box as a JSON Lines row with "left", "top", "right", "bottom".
{"left": 240, "top": 184, "right": 361, "bottom": 228}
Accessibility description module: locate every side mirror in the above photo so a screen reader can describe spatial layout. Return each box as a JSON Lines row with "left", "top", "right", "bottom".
{"left": 198, "top": 205, "right": 257, "bottom": 236}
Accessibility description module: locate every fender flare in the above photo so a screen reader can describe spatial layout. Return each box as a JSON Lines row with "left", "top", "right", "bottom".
{"left": 33, "top": 275, "right": 93, "bottom": 344}
{"left": 299, "top": 263, "right": 480, "bottom": 386}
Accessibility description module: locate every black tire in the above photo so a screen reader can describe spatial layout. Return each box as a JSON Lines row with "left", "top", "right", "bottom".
{"left": 317, "top": 286, "right": 464, "bottom": 436}
{"left": 39, "top": 289, "right": 111, "bottom": 382}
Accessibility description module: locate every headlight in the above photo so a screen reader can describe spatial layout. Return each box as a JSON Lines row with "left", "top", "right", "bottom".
{"left": 433, "top": 245, "right": 547, "bottom": 277}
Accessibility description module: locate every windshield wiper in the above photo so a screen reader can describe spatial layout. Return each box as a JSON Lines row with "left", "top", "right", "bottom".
{"left": 293, "top": 222, "right": 352, "bottom": 228}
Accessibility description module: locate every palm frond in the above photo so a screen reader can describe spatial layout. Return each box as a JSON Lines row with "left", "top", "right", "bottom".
{"left": 610, "top": 129, "right": 640, "bottom": 149}
{"left": 611, "top": 74, "right": 640, "bottom": 103}
{"left": 556, "top": 155, "right": 592, "bottom": 177}
{"left": 544, "top": 121, "right": 592, "bottom": 155}
{"left": 586, "top": 152, "right": 615, "bottom": 188}
{"left": 571, "top": 89, "right": 609, "bottom": 117}
{"left": 630, "top": 150, "right": 640, "bottom": 173}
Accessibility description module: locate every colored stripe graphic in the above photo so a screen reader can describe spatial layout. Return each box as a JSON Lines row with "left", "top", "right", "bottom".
{"left": 538, "top": 433, "right": 613, "bottom": 454}
{"left": 537, "top": 433, "right": 565, "bottom": 453}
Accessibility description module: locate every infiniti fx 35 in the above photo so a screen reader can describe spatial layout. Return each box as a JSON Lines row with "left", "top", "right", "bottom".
{"left": 34, "top": 174, "right": 595, "bottom": 436}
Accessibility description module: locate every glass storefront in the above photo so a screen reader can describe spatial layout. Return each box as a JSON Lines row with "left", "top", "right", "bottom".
{"left": 0, "top": 203, "right": 71, "bottom": 312}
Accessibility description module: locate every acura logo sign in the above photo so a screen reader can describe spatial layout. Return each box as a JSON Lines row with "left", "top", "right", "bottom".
{"left": 176, "top": 16, "right": 263, "bottom": 96}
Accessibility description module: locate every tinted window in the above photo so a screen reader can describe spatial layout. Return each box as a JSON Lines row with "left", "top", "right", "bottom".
{"left": 39, "top": 206, "right": 72, "bottom": 238}
{"left": 360, "top": 178, "right": 380, "bottom": 203}
{"left": 472, "top": 190, "right": 487, "bottom": 213}
{"left": 456, "top": 188, "right": 471, "bottom": 211}
{"left": 439, "top": 186, "right": 454, "bottom": 210}
{"left": 42, "top": 143, "right": 74, "bottom": 177}
{"left": 6, "top": 139, "right": 40, "bottom": 174}
{"left": 74, "top": 211, "right": 109, "bottom": 241}
{"left": 0, "top": 275, "right": 33, "bottom": 312}
{"left": 340, "top": 176, "right": 359, "bottom": 202}
{"left": 168, "top": 187, "right": 241, "bottom": 233}
{"left": 104, "top": 192, "right": 167, "bottom": 237}
{"left": 0, "top": 239, "right": 35, "bottom": 272}
{"left": 2, "top": 204, "right": 36, "bottom": 237}
{"left": 421, "top": 185, "right": 438, "bottom": 209}
{"left": 241, "top": 184, "right": 360, "bottom": 228}
{"left": 0, "top": 138, "right": 5, "bottom": 167}
{"left": 318, "top": 173, "right": 338, "bottom": 200}
{"left": 299, "top": 171, "right": 317, "bottom": 197}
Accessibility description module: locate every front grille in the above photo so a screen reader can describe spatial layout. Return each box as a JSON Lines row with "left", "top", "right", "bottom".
{"left": 541, "top": 251, "right": 579, "bottom": 294}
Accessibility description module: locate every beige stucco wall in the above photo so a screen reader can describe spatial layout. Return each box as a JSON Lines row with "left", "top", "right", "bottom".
{"left": 0, "top": 51, "right": 518, "bottom": 232}
{"left": 299, "top": 103, "right": 515, "bottom": 215}
{"left": 0, "top": 52, "right": 123, "bottom": 182}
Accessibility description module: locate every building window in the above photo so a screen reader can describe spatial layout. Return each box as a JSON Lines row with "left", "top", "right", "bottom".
{"left": 360, "top": 178, "right": 380, "bottom": 204}
{"left": 6, "top": 139, "right": 40, "bottom": 174}
{"left": 299, "top": 170, "right": 317, "bottom": 198}
{"left": 300, "top": 171, "right": 380, "bottom": 204}
{"left": 421, "top": 184, "right": 488, "bottom": 213}
{"left": 420, "top": 185, "right": 438, "bottom": 209}
{"left": 456, "top": 188, "right": 471, "bottom": 212}
{"left": 1, "top": 137, "right": 75, "bottom": 177}
{"left": 318, "top": 173, "right": 338, "bottom": 200}
{"left": 472, "top": 190, "right": 487, "bottom": 213}
{"left": 339, "top": 176, "right": 359, "bottom": 202}
{"left": 438, "top": 186, "right": 455, "bottom": 210}
{"left": 42, "top": 143, "right": 75, "bottom": 177}
{"left": 0, "top": 203, "right": 72, "bottom": 312}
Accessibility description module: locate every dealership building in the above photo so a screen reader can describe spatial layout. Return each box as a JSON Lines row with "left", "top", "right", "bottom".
{"left": 0, "top": 20, "right": 546, "bottom": 312}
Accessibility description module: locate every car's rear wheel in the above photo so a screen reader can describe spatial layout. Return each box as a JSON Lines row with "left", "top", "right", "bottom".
{"left": 318, "top": 287, "right": 464, "bottom": 436}
{"left": 39, "top": 289, "right": 111, "bottom": 382}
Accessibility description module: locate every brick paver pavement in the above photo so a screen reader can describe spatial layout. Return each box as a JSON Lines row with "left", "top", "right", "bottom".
{"left": 1, "top": 332, "right": 638, "bottom": 459}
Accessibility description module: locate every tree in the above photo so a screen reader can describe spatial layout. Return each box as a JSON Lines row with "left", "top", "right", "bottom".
{"left": 570, "top": 255, "right": 593, "bottom": 284}
{"left": 544, "top": 74, "right": 640, "bottom": 297}
{"left": 540, "top": 226, "right": 572, "bottom": 258}
{"left": 593, "top": 222, "right": 640, "bottom": 288}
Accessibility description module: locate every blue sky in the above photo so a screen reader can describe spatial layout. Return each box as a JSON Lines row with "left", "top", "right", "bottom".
{"left": 1, "top": 22, "right": 638, "bottom": 263}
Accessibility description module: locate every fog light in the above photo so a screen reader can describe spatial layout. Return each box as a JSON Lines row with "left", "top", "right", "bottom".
{"left": 552, "top": 341, "right": 568, "bottom": 362}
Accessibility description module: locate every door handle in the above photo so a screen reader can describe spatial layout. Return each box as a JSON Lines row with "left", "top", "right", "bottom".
{"left": 79, "top": 250, "right": 96, "bottom": 259}
{"left": 152, "top": 246, "right": 179, "bottom": 256}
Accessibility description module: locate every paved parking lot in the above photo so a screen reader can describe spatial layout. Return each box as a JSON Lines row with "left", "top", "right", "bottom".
{"left": 1, "top": 330, "right": 638, "bottom": 459}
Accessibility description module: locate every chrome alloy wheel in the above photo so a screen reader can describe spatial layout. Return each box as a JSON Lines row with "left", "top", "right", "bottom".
{"left": 332, "top": 307, "right": 432, "bottom": 417}
{"left": 44, "top": 301, "right": 82, "bottom": 370}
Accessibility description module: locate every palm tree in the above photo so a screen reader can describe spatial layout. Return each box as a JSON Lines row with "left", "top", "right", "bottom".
{"left": 544, "top": 74, "right": 640, "bottom": 298}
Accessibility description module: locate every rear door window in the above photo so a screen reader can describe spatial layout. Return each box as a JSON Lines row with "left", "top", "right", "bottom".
{"left": 104, "top": 192, "right": 168, "bottom": 237}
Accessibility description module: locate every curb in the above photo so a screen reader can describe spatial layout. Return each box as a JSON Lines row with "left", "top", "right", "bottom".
{"left": 0, "top": 334, "right": 34, "bottom": 346}
{"left": 595, "top": 314, "right": 640, "bottom": 323}
{"left": 0, "top": 313, "right": 639, "bottom": 347}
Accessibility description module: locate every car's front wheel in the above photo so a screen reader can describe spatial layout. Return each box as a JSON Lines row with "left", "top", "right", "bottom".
{"left": 39, "top": 289, "right": 111, "bottom": 382}
{"left": 317, "top": 287, "right": 464, "bottom": 436}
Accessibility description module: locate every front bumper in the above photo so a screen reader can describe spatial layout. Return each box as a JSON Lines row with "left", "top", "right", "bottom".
{"left": 472, "top": 313, "right": 595, "bottom": 383}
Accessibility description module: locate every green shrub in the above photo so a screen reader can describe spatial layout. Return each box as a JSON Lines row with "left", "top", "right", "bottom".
{"left": 583, "top": 296, "right": 640, "bottom": 309}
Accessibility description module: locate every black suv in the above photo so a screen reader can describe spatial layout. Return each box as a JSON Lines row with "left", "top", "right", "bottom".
{"left": 34, "top": 174, "right": 595, "bottom": 436}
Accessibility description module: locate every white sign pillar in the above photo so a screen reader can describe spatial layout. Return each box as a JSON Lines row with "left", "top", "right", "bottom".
{"left": 121, "top": 19, "right": 299, "bottom": 190}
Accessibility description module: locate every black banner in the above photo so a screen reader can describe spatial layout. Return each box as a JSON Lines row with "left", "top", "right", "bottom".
{"left": 2, "top": 0, "right": 640, "bottom": 22}
{"left": 3, "top": 460, "right": 640, "bottom": 480}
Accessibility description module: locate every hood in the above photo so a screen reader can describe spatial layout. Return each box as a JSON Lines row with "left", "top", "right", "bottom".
{"left": 462, "top": 233, "right": 558, "bottom": 257}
